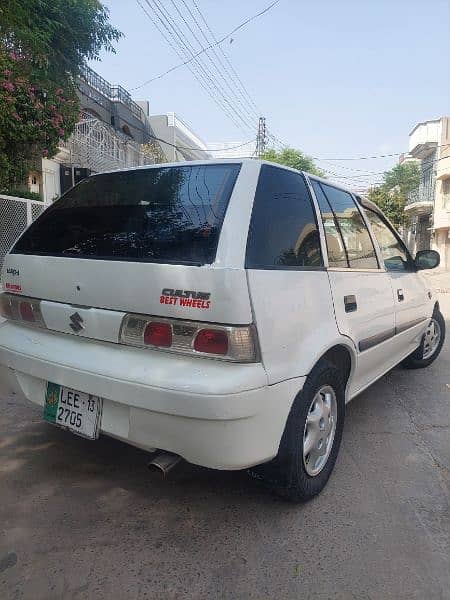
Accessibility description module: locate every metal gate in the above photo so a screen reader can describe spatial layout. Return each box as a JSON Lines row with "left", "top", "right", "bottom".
{"left": 0, "top": 194, "right": 50, "bottom": 276}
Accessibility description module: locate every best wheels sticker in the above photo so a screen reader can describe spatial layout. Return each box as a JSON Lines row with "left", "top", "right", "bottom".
{"left": 160, "top": 288, "right": 211, "bottom": 309}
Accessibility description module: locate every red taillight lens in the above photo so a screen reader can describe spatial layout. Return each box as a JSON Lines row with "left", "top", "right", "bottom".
{"left": 144, "top": 322, "right": 172, "bottom": 347}
{"left": 19, "top": 301, "right": 35, "bottom": 322}
{"left": 0, "top": 295, "right": 13, "bottom": 319}
{"left": 194, "top": 328, "right": 229, "bottom": 355}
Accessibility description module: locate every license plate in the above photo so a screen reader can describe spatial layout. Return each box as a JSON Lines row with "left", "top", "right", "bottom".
{"left": 44, "top": 382, "right": 102, "bottom": 440}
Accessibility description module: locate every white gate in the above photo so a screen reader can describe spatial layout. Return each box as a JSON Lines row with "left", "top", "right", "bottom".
{"left": 0, "top": 194, "right": 50, "bottom": 275}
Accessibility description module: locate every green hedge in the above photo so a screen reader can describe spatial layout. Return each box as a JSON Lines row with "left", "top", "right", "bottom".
{"left": 1, "top": 189, "right": 42, "bottom": 201}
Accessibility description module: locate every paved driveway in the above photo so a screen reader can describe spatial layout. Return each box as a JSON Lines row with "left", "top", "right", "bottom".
{"left": 1, "top": 276, "right": 449, "bottom": 599}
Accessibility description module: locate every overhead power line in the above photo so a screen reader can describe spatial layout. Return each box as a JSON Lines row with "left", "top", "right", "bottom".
{"left": 315, "top": 143, "right": 450, "bottom": 162}
{"left": 168, "top": 0, "right": 259, "bottom": 127}
{"left": 149, "top": 136, "right": 253, "bottom": 152}
{"left": 190, "top": 0, "right": 262, "bottom": 119}
{"left": 131, "top": 0, "right": 281, "bottom": 90}
{"left": 136, "top": 0, "right": 252, "bottom": 134}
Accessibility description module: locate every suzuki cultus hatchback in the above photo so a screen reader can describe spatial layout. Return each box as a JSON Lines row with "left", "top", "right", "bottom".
{"left": 0, "top": 160, "right": 445, "bottom": 501}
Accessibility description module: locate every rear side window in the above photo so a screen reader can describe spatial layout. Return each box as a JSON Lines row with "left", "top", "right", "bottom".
{"left": 246, "top": 165, "right": 323, "bottom": 269}
{"left": 12, "top": 164, "right": 241, "bottom": 265}
{"left": 312, "top": 181, "right": 378, "bottom": 269}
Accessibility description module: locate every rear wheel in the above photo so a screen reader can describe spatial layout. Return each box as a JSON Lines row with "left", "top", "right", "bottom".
{"left": 401, "top": 308, "right": 445, "bottom": 369}
{"left": 249, "top": 360, "right": 345, "bottom": 502}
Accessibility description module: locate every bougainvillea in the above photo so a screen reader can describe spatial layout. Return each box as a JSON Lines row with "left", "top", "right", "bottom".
{"left": 0, "top": 0, "right": 121, "bottom": 193}
{"left": 0, "top": 50, "right": 79, "bottom": 192}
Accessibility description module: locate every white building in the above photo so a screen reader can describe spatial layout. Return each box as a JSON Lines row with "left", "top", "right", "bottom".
{"left": 404, "top": 116, "right": 450, "bottom": 269}
{"left": 148, "top": 113, "right": 212, "bottom": 162}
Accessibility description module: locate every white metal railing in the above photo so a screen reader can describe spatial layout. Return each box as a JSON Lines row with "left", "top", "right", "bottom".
{"left": 0, "top": 195, "right": 50, "bottom": 274}
{"left": 59, "top": 114, "right": 156, "bottom": 173}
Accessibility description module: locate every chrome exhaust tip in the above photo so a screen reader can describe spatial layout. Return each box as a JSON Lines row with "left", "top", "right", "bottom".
{"left": 148, "top": 452, "right": 182, "bottom": 476}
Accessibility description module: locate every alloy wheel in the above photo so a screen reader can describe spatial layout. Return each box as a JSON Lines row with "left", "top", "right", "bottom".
{"left": 422, "top": 318, "right": 441, "bottom": 360}
{"left": 303, "top": 385, "right": 338, "bottom": 477}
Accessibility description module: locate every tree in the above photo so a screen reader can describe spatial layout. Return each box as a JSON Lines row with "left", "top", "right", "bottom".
{"left": 0, "top": 0, "right": 121, "bottom": 193}
{"left": 261, "top": 147, "right": 325, "bottom": 177}
{"left": 0, "top": 0, "right": 121, "bottom": 79}
{"left": 382, "top": 162, "right": 420, "bottom": 197}
{"left": 367, "top": 161, "right": 420, "bottom": 228}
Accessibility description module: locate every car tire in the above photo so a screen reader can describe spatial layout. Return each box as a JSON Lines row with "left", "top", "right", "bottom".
{"left": 248, "top": 360, "right": 345, "bottom": 503}
{"left": 401, "top": 307, "right": 445, "bottom": 369}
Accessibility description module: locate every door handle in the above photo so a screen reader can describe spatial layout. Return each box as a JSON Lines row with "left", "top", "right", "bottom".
{"left": 344, "top": 295, "right": 357, "bottom": 313}
{"left": 397, "top": 289, "right": 404, "bottom": 302}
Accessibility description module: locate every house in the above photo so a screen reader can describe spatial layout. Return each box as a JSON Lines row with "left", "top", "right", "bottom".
{"left": 32, "top": 68, "right": 212, "bottom": 202}
{"left": 404, "top": 117, "right": 450, "bottom": 269}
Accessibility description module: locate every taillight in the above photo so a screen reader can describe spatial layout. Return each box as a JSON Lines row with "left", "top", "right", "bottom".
{"left": 19, "top": 301, "right": 35, "bottom": 322}
{"left": 194, "top": 329, "right": 228, "bottom": 355}
{"left": 0, "top": 294, "right": 14, "bottom": 319}
{"left": 120, "top": 314, "right": 258, "bottom": 362}
{"left": 0, "top": 293, "right": 44, "bottom": 327}
{"left": 144, "top": 322, "right": 172, "bottom": 347}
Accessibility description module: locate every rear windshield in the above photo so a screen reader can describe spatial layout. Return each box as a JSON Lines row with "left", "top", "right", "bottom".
{"left": 13, "top": 163, "right": 241, "bottom": 265}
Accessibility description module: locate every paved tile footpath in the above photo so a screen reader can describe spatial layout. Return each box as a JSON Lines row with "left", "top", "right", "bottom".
{"left": 0, "top": 273, "right": 449, "bottom": 599}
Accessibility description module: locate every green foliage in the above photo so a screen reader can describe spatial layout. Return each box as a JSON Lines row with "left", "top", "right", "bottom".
{"left": 0, "top": 50, "right": 79, "bottom": 191}
{"left": 368, "top": 161, "right": 420, "bottom": 229}
{"left": 0, "top": 0, "right": 121, "bottom": 192}
{"left": 261, "top": 147, "right": 325, "bottom": 177}
{"left": 367, "top": 186, "right": 405, "bottom": 228}
{"left": 382, "top": 162, "right": 420, "bottom": 197}
{"left": 0, "top": 0, "right": 122, "bottom": 79}
{"left": 2, "top": 188, "right": 42, "bottom": 201}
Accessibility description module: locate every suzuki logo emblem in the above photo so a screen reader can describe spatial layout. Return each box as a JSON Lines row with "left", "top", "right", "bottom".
{"left": 69, "top": 312, "right": 84, "bottom": 333}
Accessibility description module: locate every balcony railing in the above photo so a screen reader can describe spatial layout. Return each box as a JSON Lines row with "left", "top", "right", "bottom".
{"left": 80, "top": 65, "right": 144, "bottom": 121}
{"left": 406, "top": 186, "right": 434, "bottom": 206}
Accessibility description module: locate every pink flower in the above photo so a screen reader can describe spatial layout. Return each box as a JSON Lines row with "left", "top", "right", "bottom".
{"left": 3, "top": 81, "right": 15, "bottom": 92}
{"left": 9, "top": 51, "right": 18, "bottom": 61}
{"left": 56, "top": 88, "right": 63, "bottom": 95}
{"left": 3, "top": 69, "right": 11, "bottom": 76}
{"left": 58, "top": 128, "right": 65, "bottom": 136}
{"left": 43, "top": 149, "right": 49, "bottom": 157}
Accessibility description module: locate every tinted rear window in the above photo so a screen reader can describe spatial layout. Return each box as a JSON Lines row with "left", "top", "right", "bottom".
{"left": 13, "top": 164, "right": 241, "bottom": 265}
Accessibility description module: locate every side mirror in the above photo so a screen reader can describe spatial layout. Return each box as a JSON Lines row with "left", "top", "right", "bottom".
{"left": 414, "top": 249, "right": 440, "bottom": 270}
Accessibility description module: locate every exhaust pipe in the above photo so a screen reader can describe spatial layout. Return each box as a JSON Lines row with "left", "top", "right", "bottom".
{"left": 148, "top": 452, "right": 182, "bottom": 476}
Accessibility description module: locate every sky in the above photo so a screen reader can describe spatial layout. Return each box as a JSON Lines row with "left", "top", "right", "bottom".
{"left": 91, "top": 0, "right": 450, "bottom": 188}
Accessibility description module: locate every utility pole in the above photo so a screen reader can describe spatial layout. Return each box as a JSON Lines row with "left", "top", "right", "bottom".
{"left": 256, "top": 116, "right": 267, "bottom": 158}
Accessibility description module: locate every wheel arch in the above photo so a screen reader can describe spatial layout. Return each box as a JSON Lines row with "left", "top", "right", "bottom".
{"left": 310, "top": 342, "right": 356, "bottom": 401}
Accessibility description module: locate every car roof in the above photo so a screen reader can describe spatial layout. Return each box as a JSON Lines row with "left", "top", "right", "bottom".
{"left": 93, "top": 158, "right": 358, "bottom": 196}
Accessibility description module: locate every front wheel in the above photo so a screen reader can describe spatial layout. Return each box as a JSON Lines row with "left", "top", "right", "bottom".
{"left": 401, "top": 308, "right": 445, "bottom": 369}
{"left": 249, "top": 360, "right": 345, "bottom": 503}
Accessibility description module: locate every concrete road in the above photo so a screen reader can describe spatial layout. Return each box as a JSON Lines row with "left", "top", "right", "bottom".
{"left": 1, "top": 277, "right": 449, "bottom": 600}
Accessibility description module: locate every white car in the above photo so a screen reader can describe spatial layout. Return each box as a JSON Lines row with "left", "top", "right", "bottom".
{"left": 0, "top": 160, "right": 445, "bottom": 501}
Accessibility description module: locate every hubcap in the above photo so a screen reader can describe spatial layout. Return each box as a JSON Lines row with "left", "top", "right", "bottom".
{"left": 422, "top": 318, "right": 441, "bottom": 360}
{"left": 303, "top": 385, "right": 337, "bottom": 477}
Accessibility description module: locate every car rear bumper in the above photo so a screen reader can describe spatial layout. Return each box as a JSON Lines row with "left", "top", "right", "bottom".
{"left": 0, "top": 322, "right": 303, "bottom": 469}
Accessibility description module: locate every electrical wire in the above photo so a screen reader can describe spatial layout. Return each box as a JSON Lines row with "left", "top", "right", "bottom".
{"left": 140, "top": 0, "right": 255, "bottom": 135}
{"left": 168, "top": 0, "right": 259, "bottom": 127}
{"left": 136, "top": 0, "right": 248, "bottom": 133}
{"left": 131, "top": 0, "right": 281, "bottom": 90}
{"left": 189, "top": 0, "right": 261, "bottom": 120}
{"left": 149, "top": 136, "right": 253, "bottom": 152}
